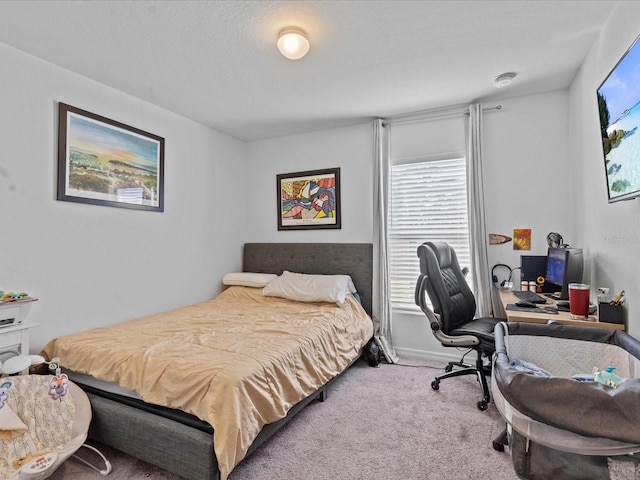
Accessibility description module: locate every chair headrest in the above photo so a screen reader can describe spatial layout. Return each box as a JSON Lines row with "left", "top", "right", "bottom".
{"left": 418, "top": 241, "right": 453, "bottom": 270}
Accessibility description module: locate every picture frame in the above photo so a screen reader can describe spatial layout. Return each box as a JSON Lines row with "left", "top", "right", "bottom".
{"left": 277, "top": 167, "right": 341, "bottom": 230}
{"left": 513, "top": 228, "right": 532, "bottom": 250}
{"left": 57, "top": 103, "right": 165, "bottom": 212}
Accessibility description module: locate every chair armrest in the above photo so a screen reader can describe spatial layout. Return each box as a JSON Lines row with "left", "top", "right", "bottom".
{"left": 415, "top": 275, "right": 440, "bottom": 330}
{"left": 432, "top": 328, "right": 480, "bottom": 347}
{"left": 415, "top": 275, "right": 480, "bottom": 347}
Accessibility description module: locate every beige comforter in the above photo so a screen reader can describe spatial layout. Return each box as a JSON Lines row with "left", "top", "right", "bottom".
{"left": 41, "top": 286, "right": 373, "bottom": 479}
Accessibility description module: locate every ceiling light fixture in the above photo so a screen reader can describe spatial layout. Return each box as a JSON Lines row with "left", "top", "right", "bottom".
{"left": 493, "top": 72, "right": 516, "bottom": 88}
{"left": 277, "top": 27, "right": 310, "bottom": 60}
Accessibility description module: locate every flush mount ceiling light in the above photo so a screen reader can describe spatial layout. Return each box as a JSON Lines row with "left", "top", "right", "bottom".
{"left": 493, "top": 72, "right": 516, "bottom": 88}
{"left": 277, "top": 27, "right": 310, "bottom": 60}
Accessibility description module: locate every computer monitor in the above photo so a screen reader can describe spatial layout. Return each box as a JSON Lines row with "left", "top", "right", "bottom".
{"left": 544, "top": 247, "right": 584, "bottom": 299}
{"left": 520, "top": 255, "right": 547, "bottom": 282}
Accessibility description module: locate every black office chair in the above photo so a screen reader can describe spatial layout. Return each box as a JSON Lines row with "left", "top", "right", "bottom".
{"left": 415, "top": 241, "right": 502, "bottom": 411}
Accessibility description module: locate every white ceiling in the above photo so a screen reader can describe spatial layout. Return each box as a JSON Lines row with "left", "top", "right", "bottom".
{"left": 0, "top": 1, "right": 623, "bottom": 141}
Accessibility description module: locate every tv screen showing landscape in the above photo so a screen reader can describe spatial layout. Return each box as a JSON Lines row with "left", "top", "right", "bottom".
{"left": 597, "top": 34, "right": 640, "bottom": 202}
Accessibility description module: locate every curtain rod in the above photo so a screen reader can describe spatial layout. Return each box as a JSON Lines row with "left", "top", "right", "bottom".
{"left": 382, "top": 104, "right": 502, "bottom": 126}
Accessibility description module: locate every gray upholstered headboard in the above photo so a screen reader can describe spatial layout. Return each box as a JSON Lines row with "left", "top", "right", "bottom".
{"left": 243, "top": 243, "right": 373, "bottom": 316}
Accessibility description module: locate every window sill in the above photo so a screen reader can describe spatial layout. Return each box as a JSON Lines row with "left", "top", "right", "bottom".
{"left": 392, "top": 306, "right": 423, "bottom": 316}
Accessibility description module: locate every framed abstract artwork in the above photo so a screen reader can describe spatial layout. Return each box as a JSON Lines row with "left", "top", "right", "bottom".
{"left": 57, "top": 103, "right": 165, "bottom": 212}
{"left": 277, "top": 167, "right": 341, "bottom": 230}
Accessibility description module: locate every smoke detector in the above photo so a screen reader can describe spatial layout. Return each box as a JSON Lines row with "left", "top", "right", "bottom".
{"left": 493, "top": 72, "right": 516, "bottom": 88}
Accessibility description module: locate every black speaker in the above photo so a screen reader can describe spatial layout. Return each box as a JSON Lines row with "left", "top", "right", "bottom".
{"left": 520, "top": 255, "right": 547, "bottom": 282}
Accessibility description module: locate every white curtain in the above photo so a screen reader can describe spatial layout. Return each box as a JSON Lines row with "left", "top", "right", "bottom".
{"left": 466, "top": 104, "right": 495, "bottom": 317}
{"left": 373, "top": 119, "right": 398, "bottom": 363}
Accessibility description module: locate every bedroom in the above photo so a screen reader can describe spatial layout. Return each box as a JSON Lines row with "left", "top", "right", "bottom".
{"left": 1, "top": 0, "right": 640, "bottom": 477}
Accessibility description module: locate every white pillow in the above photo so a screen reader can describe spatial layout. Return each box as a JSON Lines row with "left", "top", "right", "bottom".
{"left": 262, "top": 271, "right": 357, "bottom": 305}
{"left": 223, "top": 272, "right": 278, "bottom": 288}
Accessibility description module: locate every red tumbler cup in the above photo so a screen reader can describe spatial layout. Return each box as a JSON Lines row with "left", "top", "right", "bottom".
{"left": 568, "top": 283, "right": 590, "bottom": 319}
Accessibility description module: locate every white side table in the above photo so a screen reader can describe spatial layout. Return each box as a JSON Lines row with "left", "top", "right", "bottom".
{"left": 0, "top": 322, "right": 40, "bottom": 356}
{"left": 0, "top": 298, "right": 39, "bottom": 356}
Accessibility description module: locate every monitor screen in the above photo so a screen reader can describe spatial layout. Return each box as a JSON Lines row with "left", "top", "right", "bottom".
{"left": 544, "top": 247, "right": 584, "bottom": 299}
{"left": 520, "top": 255, "right": 547, "bottom": 282}
{"left": 545, "top": 248, "right": 566, "bottom": 287}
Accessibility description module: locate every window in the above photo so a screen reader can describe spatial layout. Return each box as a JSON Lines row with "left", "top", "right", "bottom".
{"left": 388, "top": 156, "right": 471, "bottom": 311}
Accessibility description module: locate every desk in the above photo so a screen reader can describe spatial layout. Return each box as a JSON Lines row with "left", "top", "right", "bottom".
{"left": 498, "top": 289, "right": 624, "bottom": 331}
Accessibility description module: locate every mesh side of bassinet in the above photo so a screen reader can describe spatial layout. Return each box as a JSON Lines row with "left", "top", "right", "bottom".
{"left": 505, "top": 334, "right": 640, "bottom": 379}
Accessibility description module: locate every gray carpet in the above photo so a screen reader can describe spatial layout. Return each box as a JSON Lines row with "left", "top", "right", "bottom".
{"left": 48, "top": 358, "right": 519, "bottom": 479}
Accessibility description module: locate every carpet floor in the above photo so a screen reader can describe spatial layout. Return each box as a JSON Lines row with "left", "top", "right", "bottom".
{"left": 48, "top": 358, "right": 519, "bottom": 479}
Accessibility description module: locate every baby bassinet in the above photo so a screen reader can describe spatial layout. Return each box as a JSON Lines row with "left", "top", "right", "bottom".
{"left": 492, "top": 322, "right": 640, "bottom": 480}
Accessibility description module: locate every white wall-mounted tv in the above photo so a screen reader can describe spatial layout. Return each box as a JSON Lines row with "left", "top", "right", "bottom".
{"left": 597, "top": 34, "right": 640, "bottom": 203}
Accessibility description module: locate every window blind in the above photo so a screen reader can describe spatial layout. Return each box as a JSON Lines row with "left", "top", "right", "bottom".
{"left": 389, "top": 157, "right": 471, "bottom": 310}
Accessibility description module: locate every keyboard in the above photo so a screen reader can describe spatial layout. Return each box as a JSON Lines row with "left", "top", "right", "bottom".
{"left": 512, "top": 290, "right": 547, "bottom": 304}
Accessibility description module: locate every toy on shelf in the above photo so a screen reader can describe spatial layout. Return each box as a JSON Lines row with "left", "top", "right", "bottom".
{"left": 0, "top": 292, "right": 36, "bottom": 304}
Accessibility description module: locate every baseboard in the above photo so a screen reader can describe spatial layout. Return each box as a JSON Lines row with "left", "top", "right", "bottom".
{"left": 393, "top": 346, "right": 479, "bottom": 364}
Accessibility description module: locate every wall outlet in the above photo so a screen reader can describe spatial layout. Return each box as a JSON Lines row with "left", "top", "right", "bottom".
{"left": 597, "top": 287, "right": 610, "bottom": 302}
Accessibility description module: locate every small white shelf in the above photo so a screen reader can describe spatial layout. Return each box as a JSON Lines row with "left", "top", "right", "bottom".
{"left": 0, "top": 299, "right": 39, "bottom": 356}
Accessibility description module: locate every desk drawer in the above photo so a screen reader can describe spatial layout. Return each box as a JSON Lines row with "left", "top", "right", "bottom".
{"left": 0, "top": 330, "right": 22, "bottom": 349}
{"left": 0, "top": 305, "right": 22, "bottom": 324}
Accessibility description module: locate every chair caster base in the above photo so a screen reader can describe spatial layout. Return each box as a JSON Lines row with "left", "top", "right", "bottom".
{"left": 431, "top": 380, "right": 440, "bottom": 390}
{"left": 477, "top": 399, "right": 488, "bottom": 411}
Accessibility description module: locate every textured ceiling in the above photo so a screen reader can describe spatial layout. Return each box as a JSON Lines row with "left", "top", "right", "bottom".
{"left": 0, "top": 1, "right": 623, "bottom": 141}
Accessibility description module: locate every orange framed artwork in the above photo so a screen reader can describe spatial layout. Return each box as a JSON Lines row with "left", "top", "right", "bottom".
{"left": 513, "top": 229, "right": 531, "bottom": 250}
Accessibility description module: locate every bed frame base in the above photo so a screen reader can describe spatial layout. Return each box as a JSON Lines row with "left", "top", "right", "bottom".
{"left": 86, "top": 370, "right": 334, "bottom": 480}
{"left": 87, "top": 392, "right": 218, "bottom": 480}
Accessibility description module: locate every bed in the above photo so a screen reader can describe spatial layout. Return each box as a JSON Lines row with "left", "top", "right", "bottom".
{"left": 40, "top": 242, "right": 374, "bottom": 480}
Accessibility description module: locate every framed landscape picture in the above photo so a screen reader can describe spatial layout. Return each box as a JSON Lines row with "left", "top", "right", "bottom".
{"left": 57, "top": 103, "right": 165, "bottom": 212}
{"left": 277, "top": 167, "right": 341, "bottom": 230}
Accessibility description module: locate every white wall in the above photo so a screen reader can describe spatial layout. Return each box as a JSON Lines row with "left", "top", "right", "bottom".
{"left": 0, "top": 42, "right": 247, "bottom": 352}
{"left": 569, "top": 2, "right": 640, "bottom": 337}
{"left": 245, "top": 123, "right": 373, "bottom": 243}
{"left": 483, "top": 91, "right": 570, "bottom": 275}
